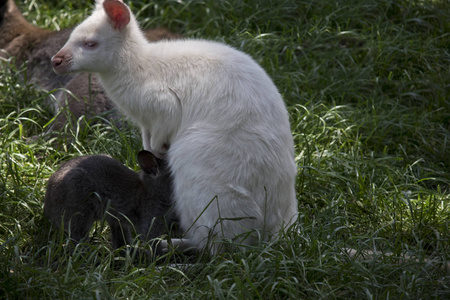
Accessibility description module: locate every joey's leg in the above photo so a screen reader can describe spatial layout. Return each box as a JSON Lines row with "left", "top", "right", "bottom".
{"left": 110, "top": 222, "right": 132, "bottom": 249}
{"left": 66, "top": 214, "right": 94, "bottom": 243}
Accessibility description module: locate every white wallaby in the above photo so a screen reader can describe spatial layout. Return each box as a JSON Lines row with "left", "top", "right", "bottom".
{"left": 52, "top": 0, "right": 298, "bottom": 254}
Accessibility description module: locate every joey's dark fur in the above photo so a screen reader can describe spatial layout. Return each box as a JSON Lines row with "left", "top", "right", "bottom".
{"left": 44, "top": 150, "right": 176, "bottom": 252}
{"left": 0, "top": 0, "right": 180, "bottom": 133}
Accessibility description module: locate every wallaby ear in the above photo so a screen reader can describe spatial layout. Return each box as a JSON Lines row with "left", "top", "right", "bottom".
{"left": 102, "top": 0, "right": 130, "bottom": 31}
{"left": 137, "top": 150, "right": 159, "bottom": 176}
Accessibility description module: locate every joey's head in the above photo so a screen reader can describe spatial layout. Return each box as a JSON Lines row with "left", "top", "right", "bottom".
{"left": 51, "top": 0, "right": 139, "bottom": 75}
{"left": 137, "top": 150, "right": 172, "bottom": 187}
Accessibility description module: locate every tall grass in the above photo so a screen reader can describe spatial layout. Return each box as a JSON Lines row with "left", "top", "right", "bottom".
{"left": 1, "top": 0, "right": 449, "bottom": 298}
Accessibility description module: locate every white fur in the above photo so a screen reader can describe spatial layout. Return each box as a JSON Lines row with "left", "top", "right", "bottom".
{"left": 52, "top": 0, "right": 298, "bottom": 254}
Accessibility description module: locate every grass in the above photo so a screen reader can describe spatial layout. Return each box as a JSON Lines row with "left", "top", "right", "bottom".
{"left": 1, "top": 0, "right": 449, "bottom": 298}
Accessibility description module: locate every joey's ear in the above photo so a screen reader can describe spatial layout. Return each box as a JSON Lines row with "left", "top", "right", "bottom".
{"left": 137, "top": 150, "right": 159, "bottom": 176}
{"left": 103, "top": 0, "right": 130, "bottom": 31}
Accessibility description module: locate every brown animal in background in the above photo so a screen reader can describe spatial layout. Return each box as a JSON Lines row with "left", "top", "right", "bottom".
{"left": 0, "top": 0, "right": 180, "bottom": 134}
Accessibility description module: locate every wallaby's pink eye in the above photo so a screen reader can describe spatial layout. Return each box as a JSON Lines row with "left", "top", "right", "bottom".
{"left": 84, "top": 41, "right": 97, "bottom": 49}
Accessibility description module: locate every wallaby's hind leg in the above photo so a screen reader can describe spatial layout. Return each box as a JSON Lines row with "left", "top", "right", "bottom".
{"left": 109, "top": 222, "right": 132, "bottom": 249}
{"left": 62, "top": 193, "right": 100, "bottom": 243}
{"left": 61, "top": 175, "right": 100, "bottom": 243}
{"left": 65, "top": 213, "right": 95, "bottom": 243}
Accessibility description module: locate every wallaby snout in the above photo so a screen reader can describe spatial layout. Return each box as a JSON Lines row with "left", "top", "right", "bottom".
{"left": 51, "top": 56, "right": 62, "bottom": 68}
{"left": 51, "top": 51, "right": 72, "bottom": 74}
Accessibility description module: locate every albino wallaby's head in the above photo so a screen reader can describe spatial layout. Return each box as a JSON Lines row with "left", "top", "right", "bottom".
{"left": 52, "top": 0, "right": 140, "bottom": 75}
